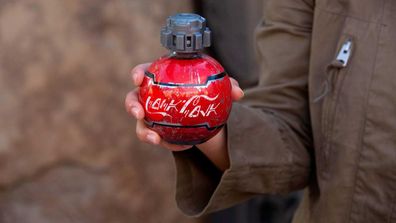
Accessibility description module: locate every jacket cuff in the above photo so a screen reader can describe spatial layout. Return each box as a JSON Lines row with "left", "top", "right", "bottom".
{"left": 173, "top": 148, "right": 253, "bottom": 217}
{"left": 172, "top": 103, "right": 310, "bottom": 216}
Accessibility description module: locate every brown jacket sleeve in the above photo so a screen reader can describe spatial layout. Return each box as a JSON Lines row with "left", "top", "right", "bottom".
{"left": 173, "top": 0, "right": 314, "bottom": 216}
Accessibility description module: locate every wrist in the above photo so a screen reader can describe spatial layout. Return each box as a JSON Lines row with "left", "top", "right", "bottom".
{"left": 196, "top": 127, "right": 230, "bottom": 171}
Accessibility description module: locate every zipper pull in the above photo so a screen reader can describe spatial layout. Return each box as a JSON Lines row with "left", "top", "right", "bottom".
{"left": 314, "top": 39, "right": 353, "bottom": 103}
{"left": 335, "top": 39, "right": 353, "bottom": 68}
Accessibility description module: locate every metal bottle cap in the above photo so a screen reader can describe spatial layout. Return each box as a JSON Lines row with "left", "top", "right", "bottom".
{"left": 161, "top": 13, "right": 211, "bottom": 52}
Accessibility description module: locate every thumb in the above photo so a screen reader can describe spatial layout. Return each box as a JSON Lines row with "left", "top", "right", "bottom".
{"left": 230, "top": 77, "right": 244, "bottom": 101}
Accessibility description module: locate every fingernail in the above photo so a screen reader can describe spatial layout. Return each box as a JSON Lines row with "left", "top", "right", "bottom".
{"left": 239, "top": 88, "right": 244, "bottom": 97}
{"left": 147, "top": 133, "right": 157, "bottom": 144}
{"left": 131, "top": 107, "right": 139, "bottom": 118}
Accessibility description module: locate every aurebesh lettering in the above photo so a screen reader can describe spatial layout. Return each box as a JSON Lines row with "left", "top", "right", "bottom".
{"left": 145, "top": 94, "right": 220, "bottom": 118}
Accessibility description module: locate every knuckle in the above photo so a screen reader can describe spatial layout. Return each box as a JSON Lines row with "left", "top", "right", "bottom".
{"left": 136, "top": 127, "right": 146, "bottom": 141}
{"left": 137, "top": 133, "right": 146, "bottom": 142}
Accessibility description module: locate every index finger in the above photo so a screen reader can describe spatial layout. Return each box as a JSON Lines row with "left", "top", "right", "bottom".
{"left": 130, "top": 63, "right": 151, "bottom": 87}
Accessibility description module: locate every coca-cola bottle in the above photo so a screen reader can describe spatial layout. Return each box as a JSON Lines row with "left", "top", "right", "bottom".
{"left": 139, "top": 13, "right": 232, "bottom": 145}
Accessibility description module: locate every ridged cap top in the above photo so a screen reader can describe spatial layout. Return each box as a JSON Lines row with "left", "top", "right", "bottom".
{"left": 161, "top": 13, "right": 211, "bottom": 52}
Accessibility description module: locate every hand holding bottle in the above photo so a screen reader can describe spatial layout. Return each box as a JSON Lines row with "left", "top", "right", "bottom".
{"left": 125, "top": 63, "right": 243, "bottom": 170}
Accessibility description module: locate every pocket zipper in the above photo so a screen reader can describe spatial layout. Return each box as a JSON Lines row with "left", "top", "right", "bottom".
{"left": 320, "top": 38, "right": 354, "bottom": 178}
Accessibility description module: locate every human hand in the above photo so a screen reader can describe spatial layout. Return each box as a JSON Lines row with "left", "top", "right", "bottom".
{"left": 125, "top": 63, "right": 244, "bottom": 169}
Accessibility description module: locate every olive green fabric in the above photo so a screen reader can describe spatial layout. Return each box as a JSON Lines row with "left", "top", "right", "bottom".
{"left": 173, "top": 0, "right": 396, "bottom": 222}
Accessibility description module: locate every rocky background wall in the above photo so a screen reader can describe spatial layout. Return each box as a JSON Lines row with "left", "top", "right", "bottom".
{"left": 0, "top": 1, "right": 203, "bottom": 222}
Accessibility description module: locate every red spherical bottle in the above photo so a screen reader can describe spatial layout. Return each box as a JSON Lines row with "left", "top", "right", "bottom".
{"left": 139, "top": 13, "right": 232, "bottom": 145}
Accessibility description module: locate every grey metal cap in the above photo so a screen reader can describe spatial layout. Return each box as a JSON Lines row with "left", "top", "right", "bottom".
{"left": 161, "top": 13, "right": 211, "bottom": 52}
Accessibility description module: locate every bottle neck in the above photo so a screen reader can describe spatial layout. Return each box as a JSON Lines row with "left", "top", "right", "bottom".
{"left": 170, "top": 51, "right": 202, "bottom": 59}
